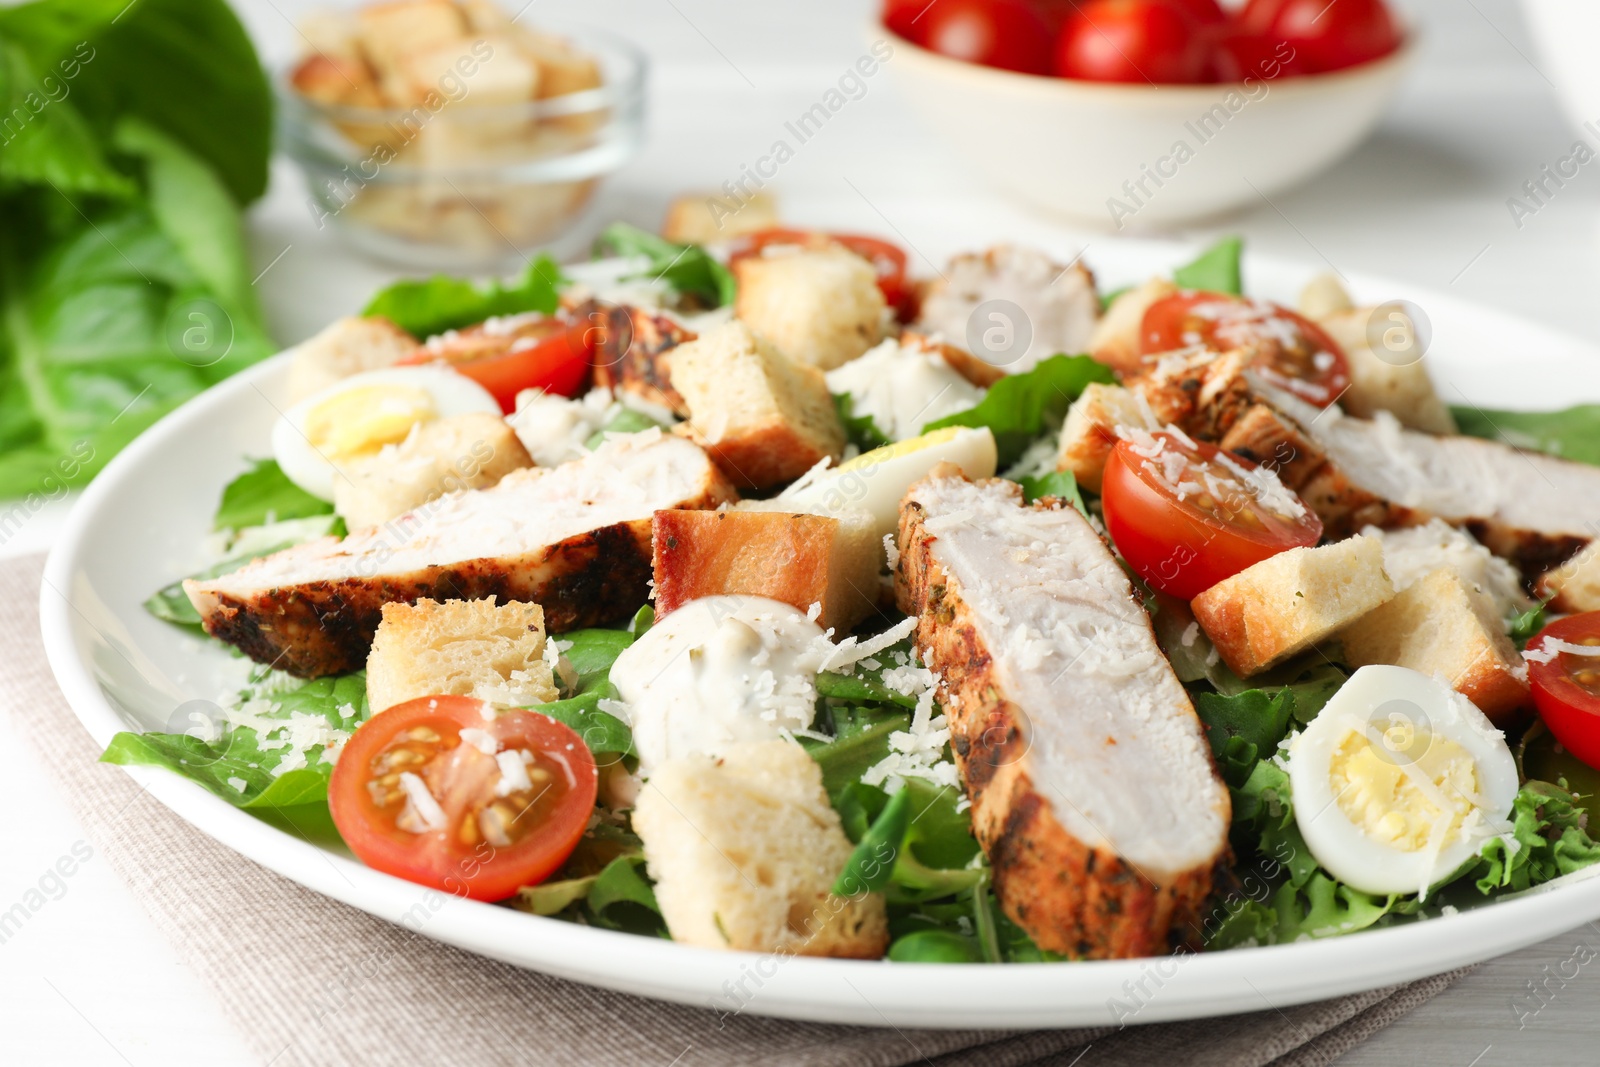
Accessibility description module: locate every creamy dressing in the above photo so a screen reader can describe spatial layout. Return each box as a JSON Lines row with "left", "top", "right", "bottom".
{"left": 825, "top": 338, "right": 985, "bottom": 442}
{"left": 609, "top": 596, "right": 831, "bottom": 776}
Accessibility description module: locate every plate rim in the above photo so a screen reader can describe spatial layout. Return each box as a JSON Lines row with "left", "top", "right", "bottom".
{"left": 39, "top": 246, "right": 1600, "bottom": 1029}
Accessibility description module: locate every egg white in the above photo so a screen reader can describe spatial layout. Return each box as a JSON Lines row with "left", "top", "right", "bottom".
{"left": 1288, "top": 664, "right": 1519, "bottom": 899}
{"left": 271, "top": 366, "right": 500, "bottom": 501}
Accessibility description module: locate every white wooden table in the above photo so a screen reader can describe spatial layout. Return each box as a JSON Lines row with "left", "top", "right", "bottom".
{"left": 4, "top": 0, "right": 1599, "bottom": 1062}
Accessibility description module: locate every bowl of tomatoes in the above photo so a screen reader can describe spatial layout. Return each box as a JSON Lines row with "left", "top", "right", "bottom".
{"left": 880, "top": 0, "right": 1413, "bottom": 229}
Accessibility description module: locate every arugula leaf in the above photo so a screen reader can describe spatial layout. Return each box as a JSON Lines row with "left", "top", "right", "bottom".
{"left": 556, "top": 626, "right": 638, "bottom": 691}
{"left": 1173, "top": 237, "right": 1243, "bottom": 295}
{"left": 100, "top": 673, "right": 369, "bottom": 843}
{"left": 213, "top": 458, "right": 334, "bottom": 531}
{"left": 594, "top": 222, "right": 736, "bottom": 308}
{"left": 1451, "top": 404, "right": 1600, "bottom": 467}
{"left": 584, "top": 855, "right": 666, "bottom": 935}
{"left": 834, "top": 786, "right": 910, "bottom": 895}
{"left": 361, "top": 256, "right": 564, "bottom": 338}
{"left": 583, "top": 407, "right": 662, "bottom": 449}
{"left": 533, "top": 696, "right": 633, "bottom": 761}
{"left": 834, "top": 392, "right": 891, "bottom": 452}
{"left": 887, "top": 928, "right": 983, "bottom": 963}
{"left": 803, "top": 705, "right": 910, "bottom": 803}
{"left": 923, "top": 354, "right": 1116, "bottom": 467}
{"left": 1016, "top": 469, "right": 1087, "bottom": 515}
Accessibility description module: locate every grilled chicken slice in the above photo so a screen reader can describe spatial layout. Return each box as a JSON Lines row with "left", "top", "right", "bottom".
{"left": 187, "top": 432, "right": 737, "bottom": 677}
{"left": 584, "top": 302, "right": 694, "bottom": 416}
{"left": 916, "top": 245, "right": 1099, "bottom": 375}
{"left": 896, "top": 467, "right": 1230, "bottom": 959}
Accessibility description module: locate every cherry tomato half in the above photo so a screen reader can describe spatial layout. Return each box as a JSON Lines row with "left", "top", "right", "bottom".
{"left": 1140, "top": 291, "right": 1352, "bottom": 407}
{"left": 921, "top": 0, "right": 1056, "bottom": 75}
{"left": 1527, "top": 614, "right": 1600, "bottom": 771}
{"left": 729, "top": 228, "right": 916, "bottom": 321}
{"left": 1237, "top": 0, "right": 1401, "bottom": 73}
{"left": 329, "top": 696, "right": 598, "bottom": 901}
{"left": 1102, "top": 430, "right": 1322, "bottom": 600}
{"left": 401, "top": 317, "right": 593, "bottom": 413}
{"left": 1054, "top": 0, "right": 1211, "bottom": 85}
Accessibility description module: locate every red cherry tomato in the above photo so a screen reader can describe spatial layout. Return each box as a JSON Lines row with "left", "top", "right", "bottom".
{"left": 1528, "top": 614, "right": 1600, "bottom": 771}
{"left": 1167, "top": 0, "right": 1227, "bottom": 24}
{"left": 329, "top": 696, "right": 598, "bottom": 901}
{"left": 400, "top": 317, "right": 593, "bottom": 413}
{"left": 1102, "top": 431, "right": 1322, "bottom": 600}
{"left": 1140, "top": 291, "right": 1352, "bottom": 407}
{"left": 1054, "top": 0, "right": 1211, "bottom": 84}
{"left": 883, "top": 0, "right": 929, "bottom": 43}
{"left": 921, "top": 0, "right": 1056, "bottom": 75}
{"left": 1237, "top": 0, "right": 1401, "bottom": 72}
{"left": 729, "top": 228, "right": 916, "bottom": 321}
{"left": 1210, "top": 29, "right": 1313, "bottom": 82}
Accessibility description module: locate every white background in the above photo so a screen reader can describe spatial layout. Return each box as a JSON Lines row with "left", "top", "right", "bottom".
{"left": 4, "top": 0, "right": 1600, "bottom": 1063}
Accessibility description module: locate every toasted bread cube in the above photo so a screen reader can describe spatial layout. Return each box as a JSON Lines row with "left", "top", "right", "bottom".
{"left": 399, "top": 34, "right": 538, "bottom": 107}
{"left": 1055, "top": 384, "right": 1157, "bottom": 493}
{"left": 333, "top": 412, "right": 533, "bottom": 529}
{"left": 1316, "top": 307, "right": 1456, "bottom": 434}
{"left": 669, "top": 321, "right": 845, "bottom": 489}
{"left": 515, "top": 30, "right": 603, "bottom": 98}
{"left": 661, "top": 191, "right": 779, "bottom": 245}
{"left": 1341, "top": 568, "right": 1530, "bottom": 724}
{"left": 734, "top": 246, "right": 887, "bottom": 371}
{"left": 1537, "top": 539, "right": 1600, "bottom": 613}
{"left": 290, "top": 53, "right": 385, "bottom": 109}
{"left": 358, "top": 0, "right": 469, "bottom": 75}
{"left": 1090, "top": 276, "right": 1178, "bottom": 377}
{"left": 288, "top": 316, "right": 421, "bottom": 402}
{"left": 632, "top": 740, "right": 888, "bottom": 958}
{"left": 1191, "top": 535, "right": 1395, "bottom": 677}
{"left": 652, "top": 506, "right": 878, "bottom": 632}
{"left": 459, "top": 0, "right": 511, "bottom": 32}
{"left": 366, "top": 596, "right": 559, "bottom": 712}
{"left": 1298, "top": 272, "right": 1353, "bottom": 320}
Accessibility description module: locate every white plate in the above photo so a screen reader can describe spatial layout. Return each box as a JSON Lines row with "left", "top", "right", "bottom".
{"left": 40, "top": 235, "right": 1600, "bottom": 1029}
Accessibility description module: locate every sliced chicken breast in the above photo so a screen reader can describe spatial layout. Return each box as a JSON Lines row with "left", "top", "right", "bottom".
{"left": 896, "top": 467, "right": 1230, "bottom": 959}
{"left": 916, "top": 245, "right": 1099, "bottom": 374}
{"left": 187, "top": 432, "right": 738, "bottom": 677}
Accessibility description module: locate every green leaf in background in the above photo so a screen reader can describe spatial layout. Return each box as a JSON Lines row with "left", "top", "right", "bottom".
{"left": 1451, "top": 404, "right": 1600, "bottom": 467}
{"left": 594, "top": 222, "right": 737, "bottom": 308}
{"left": 923, "top": 354, "right": 1116, "bottom": 467}
{"left": 213, "top": 458, "right": 335, "bottom": 531}
{"left": 834, "top": 392, "right": 891, "bottom": 453}
{"left": 1173, "top": 236, "right": 1243, "bottom": 295}
{"left": 100, "top": 673, "right": 369, "bottom": 844}
{"left": 0, "top": 44, "right": 135, "bottom": 198}
{"left": 361, "top": 255, "right": 565, "bottom": 339}
{"left": 0, "top": 0, "right": 273, "bottom": 205}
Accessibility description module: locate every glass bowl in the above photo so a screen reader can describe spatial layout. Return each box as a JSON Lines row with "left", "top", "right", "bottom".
{"left": 278, "top": 24, "right": 646, "bottom": 271}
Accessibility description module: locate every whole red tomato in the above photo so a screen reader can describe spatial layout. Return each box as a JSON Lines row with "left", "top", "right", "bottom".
{"left": 1237, "top": 0, "right": 1401, "bottom": 72}
{"left": 1210, "top": 28, "right": 1313, "bottom": 82}
{"left": 1054, "top": 0, "right": 1211, "bottom": 84}
{"left": 1168, "top": 0, "right": 1227, "bottom": 23}
{"left": 883, "top": 0, "right": 929, "bottom": 43}
{"left": 921, "top": 0, "right": 1056, "bottom": 74}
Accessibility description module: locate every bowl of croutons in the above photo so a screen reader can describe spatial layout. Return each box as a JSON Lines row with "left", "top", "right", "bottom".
{"left": 281, "top": 0, "right": 646, "bottom": 270}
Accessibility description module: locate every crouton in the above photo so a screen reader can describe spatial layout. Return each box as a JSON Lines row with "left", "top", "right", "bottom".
{"left": 515, "top": 30, "right": 604, "bottom": 99}
{"left": 1090, "top": 276, "right": 1178, "bottom": 377}
{"left": 289, "top": 54, "right": 385, "bottom": 109}
{"left": 632, "top": 740, "right": 888, "bottom": 958}
{"left": 398, "top": 34, "right": 538, "bottom": 107}
{"left": 1191, "top": 535, "right": 1396, "bottom": 677}
{"left": 734, "top": 246, "right": 887, "bottom": 370}
{"left": 669, "top": 321, "right": 845, "bottom": 488}
{"left": 288, "top": 316, "right": 422, "bottom": 402}
{"left": 1341, "top": 569, "right": 1530, "bottom": 724}
{"left": 652, "top": 506, "right": 879, "bottom": 632}
{"left": 366, "top": 596, "right": 559, "bottom": 712}
{"left": 358, "top": 0, "right": 468, "bottom": 76}
{"left": 1315, "top": 307, "right": 1456, "bottom": 434}
{"left": 1298, "top": 273, "right": 1353, "bottom": 320}
{"left": 1055, "top": 383, "right": 1157, "bottom": 493}
{"left": 333, "top": 412, "right": 533, "bottom": 529}
{"left": 1537, "top": 539, "right": 1600, "bottom": 613}
{"left": 662, "top": 191, "right": 779, "bottom": 245}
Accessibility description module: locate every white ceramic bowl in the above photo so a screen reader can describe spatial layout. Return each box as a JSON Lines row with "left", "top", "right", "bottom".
{"left": 880, "top": 26, "right": 1413, "bottom": 231}
{"left": 1521, "top": 0, "right": 1600, "bottom": 139}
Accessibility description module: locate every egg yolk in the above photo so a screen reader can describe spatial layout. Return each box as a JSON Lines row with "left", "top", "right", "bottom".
{"left": 304, "top": 385, "right": 436, "bottom": 459}
{"left": 1329, "top": 722, "right": 1481, "bottom": 851}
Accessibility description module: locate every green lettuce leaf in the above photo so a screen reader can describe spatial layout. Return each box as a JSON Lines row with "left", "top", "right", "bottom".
{"left": 1473, "top": 781, "right": 1600, "bottom": 893}
{"left": 361, "top": 255, "right": 564, "bottom": 338}
{"left": 1173, "top": 236, "right": 1243, "bottom": 294}
{"left": 213, "top": 457, "right": 334, "bottom": 531}
{"left": 1016, "top": 469, "right": 1087, "bottom": 515}
{"left": 594, "top": 222, "right": 736, "bottom": 308}
{"left": 1452, "top": 404, "right": 1600, "bottom": 467}
{"left": 924, "top": 354, "right": 1116, "bottom": 467}
{"left": 834, "top": 392, "right": 890, "bottom": 453}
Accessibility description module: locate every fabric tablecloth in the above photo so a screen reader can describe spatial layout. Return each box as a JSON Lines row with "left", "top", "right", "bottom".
{"left": 5, "top": 553, "right": 1468, "bottom": 1066}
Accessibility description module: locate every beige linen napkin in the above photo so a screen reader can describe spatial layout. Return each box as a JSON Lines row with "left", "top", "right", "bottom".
{"left": 4, "top": 554, "right": 1467, "bottom": 1066}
